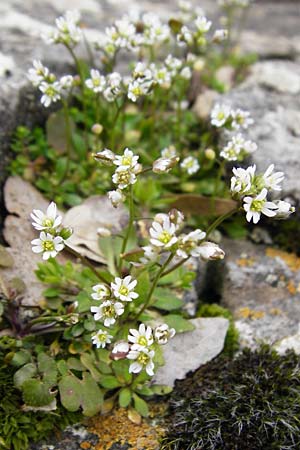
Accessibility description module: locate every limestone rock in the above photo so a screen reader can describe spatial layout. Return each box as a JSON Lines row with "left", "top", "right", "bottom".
{"left": 221, "top": 238, "right": 300, "bottom": 346}
{"left": 154, "top": 317, "right": 229, "bottom": 387}
{"left": 193, "top": 89, "right": 218, "bottom": 120}
{"left": 219, "top": 60, "right": 300, "bottom": 201}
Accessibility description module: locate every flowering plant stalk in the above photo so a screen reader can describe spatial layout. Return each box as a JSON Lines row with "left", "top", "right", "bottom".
{"left": 4, "top": 0, "right": 295, "bottom": 423}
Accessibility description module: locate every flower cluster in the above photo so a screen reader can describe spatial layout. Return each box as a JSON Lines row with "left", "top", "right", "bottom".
{"left": 95, "top": 148, "right": 141, "bottom": 207}
{"left": 142, "top": 210, "right": 225, "bottom": 264}
{"left": 231, "top": 164, "right": 295, "bottom": 223}
{"left": 44, "top": 10, "right": 82, "bottom": 48}
{"left": 111, "top": 323, "right": 175, "bottom": 376}
{"left": 90, "top": 275, "right": 138, "bottom": 327}
{"left": 31, "top": 202, "right": 72, "bottom": 259}
{"left": 28, "top": 60, "right": 75, "bottom": 107}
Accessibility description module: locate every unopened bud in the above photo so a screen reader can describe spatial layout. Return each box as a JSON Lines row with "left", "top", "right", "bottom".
{"left": 212, "top": 29, "right": 228, "bottom": 43}
{"left": 205, "top": 148, "right": 216, "bottom": 160}
{"left": 94, "top": 148, "right": 115, "bottom": 165}
{"left": 97, "top": 227, "right": 112, "bottom": 237}
{"left": 60, "top": 227, "right": 73, "bottom": 240}
{"left": 153, "top": 156, "right": 179, "bottom": 174}
{"left": 92, "top": 123, "right": 103, "bottom": 135}
{"left": 193, "top": 58, "right": 206, "bottom": 72}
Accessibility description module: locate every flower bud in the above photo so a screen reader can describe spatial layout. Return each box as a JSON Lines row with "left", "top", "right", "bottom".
{"left": 154, "top": 324, "right": 176, "bottom": 345}
{"left": 59, "top": 227, "right": 73, "bottom": 240}
{"left": 97, "top": 226, "right": 112, "bottom": 237}
{"left": 108, "top": 189, "right": 125, "bottom": 208}
{"left": 94, "top": 148, "right": 115, "bottom": 165}
{"left": 91, "top": 123, "right": 103, "bottom": 135}
{"left": 153, "top": 156, "right": 179, "bottom": 174}
{"left": 205, "top": 148, "right": 216, "bottom": 160}
{"left": 273, "top": 200, "right": 295, "bottom": 219}
{"left": 110, "top": 341, "right": 130, "bottom": 360}
{"left": 212, "top": 29, "right": 228, "bottom": 43}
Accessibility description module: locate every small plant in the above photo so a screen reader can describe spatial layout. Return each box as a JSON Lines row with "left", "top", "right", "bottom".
{"left": 162, "top": 346, "right": 300, "bottom": 450}
{"left": 1, "top": 0, "right": 296, "bottom": 443}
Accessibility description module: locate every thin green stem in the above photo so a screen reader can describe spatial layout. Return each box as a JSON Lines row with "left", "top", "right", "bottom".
{"left": 206, "top": 208, "right": 238, "bottom": 238}
{"left": 119, "top": 185, "right": 135, "bottom": 273}
{"left": 133, "top": 253, "right": 174, "bottom": 321}
{"left": 110, "top": 98, "right": 126, "bottom": 150}
{"left": 65, "top": 244, "right": 109, "bottom": 284}
{"left": 161, "top": 256, "right": 189, "bottom": 278}
{"left": 62, "top": 100, "right": 72, "bottom": 177}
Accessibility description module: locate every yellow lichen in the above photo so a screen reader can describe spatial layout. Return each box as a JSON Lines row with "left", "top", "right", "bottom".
{"left": 238, "top": 307, "right": 265, "bottom": 320}
{"left": 266, "top": 248, "right": 300, "bottom": 272}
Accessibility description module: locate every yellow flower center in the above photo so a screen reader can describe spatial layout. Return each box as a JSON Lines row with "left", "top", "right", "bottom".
{"left": 251, "top": 199, "right": 265, "bottom": 212}
{"left": 137, "top": 353, "right": 150, "bottom": 365}
{"left": 137, "top": 336, "right": 148, "bottom": 346}
{"left": 42, "top": 218, "right": 54, "bottom": 228}
{"left": 122, "top": 156, "right": 132, "bottom": 166}
{"left": 119, "top": 286, "right": 129, "bottom": 296}
{"left": 103, "top": 305, "right": 115, "bottom": 317}
{"left": 159, "top": 231, "right": 171, "bottom": 244}
{"left": 42, "top": 240, "right": 55, "bottom": 251}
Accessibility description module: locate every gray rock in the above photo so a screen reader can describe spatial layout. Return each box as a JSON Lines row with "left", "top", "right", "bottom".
{"left": 154, "top": 317, "right": 229, "bottom": 387}
{"left": 221, "top": 238, "right": 300, "bottom": 346}
{"left": 220, "top": 60, "right": 300, "bottom": 200}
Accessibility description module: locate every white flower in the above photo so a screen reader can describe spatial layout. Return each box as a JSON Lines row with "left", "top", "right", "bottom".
{"left": 114, "top": 148, "right": 139, "bottom": 170}
{"left": 154, "top": 324, "right": 175, "bottom": 345}
{"left": 273, "top": 200, "right": 295, "bottom": 219}
{"left": 128, "top": 79, "right": 151, "bottom": 102}
{"left": 94, "top": 148, "right": 116, "bottom": 165}
{"left": 39, "top": 81, "right": 61, "bottom": 107}
{"left": 180, "top": 156, "right": 200, "bottom": 175}
{"left": 59, "top": 75, "right": 74, "bottom": 92}
{"left": 31, "top": 202, "right": 62, "bottom": 231}
{"left": 150, "top": 217, "right": 178, "bottom": 249}
{"left": 28, "top": 60, "right": 50, "bottom": 86}
{"left": 220, "top": 141, "right": 241, "bottom": 161}
{"left": 112, "top": 167, "right": 137, "bottom": 189}
{"left": 31, "top": 232, "right": 64, "bottom": 260}
{"left": 161, "top": 146, "right": 177, "bottom": 159}
{"left": 212, "top": 29, "right": 228, "bottom": 42}
{"left": 153, "top": 157, "right": 179, "bottom": 174}
{"left": 230, "top": 165, "right": 256, "bottom": 195}
{"left": 127, "top": 347, "right": 155, "bottom": 376}
{"left": 243, "top": 188, "right": 277, "bottom": 224}
{"left": 128, "top": 324, "right": 153, "bottom": 349}
{"left": 132, "top": 62, "right": 153, "bottom": 80}
{"left": 103, "top": 72, "right": 122, "bottom": 102}
{"left": 111, "top": 341, "right": 130, "bottom": 359}
{"left": 179, "top": 1, "right": 192, "bottom": 12}
{"left": 195, "top": 16, "right": 212, "bottom": 33}
{"left": 111, "top": 276, "right": 139, "bottom": 302}
{"left": 91, "top": 284, "right": 111, "bottom": 301}
{"left": 262, "top": 164, "right": 284, "bottom": 192}
{"left": 196, "top": 241, "right": 225, "bottom": 261}
{"left": 177, "top": 25, "right": 193, "bottom": 46}
{"left": 165, "top": 55, "right": 182, "bottom": 75}
{"left": 85, "top": 69, "right": 106, "bottom": 93}
{"left": 221, "top": 134, "right": 257, "bottom": 161}
{"left": 211, "top": 103, "right": 231, "bottom": 127}
{"left": 46, "top": 10, "right": 82, "bottom": 47}
{"left": 176, "top": 229, "right": 206, "bottom": 258}
{"left": 179, "top": 66, "right": 192, "bottom": 80}
{"left": 108, "top": 189, "right": 125, "bottom": 208}
{"left": 151, "top": 64, "right": 171, "bottom": 86}
{"left": 90, "top": 300, "right": 124, "bottom": 327}
{"left": 231, "top": 108, "right": 254, "bottom": 130}
{"left": 140, "top": 245, "right": 159, "bottom": 264}
{"left": 91, "top": 330, "right": 113, "bottom": 349}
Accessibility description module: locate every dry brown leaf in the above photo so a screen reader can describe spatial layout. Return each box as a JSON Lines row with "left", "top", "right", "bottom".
{"left": 170, "top": 193, "right": 237, "bottom": 216}
{"left": 63, "top": 195, "right": 128, "bottom": 263}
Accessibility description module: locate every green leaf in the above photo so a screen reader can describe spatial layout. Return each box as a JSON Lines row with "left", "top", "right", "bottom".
{"left": 75, "top": 291, "right": 91, "bottom": 313}
{"left": 67, "top": 357, "right": 85, "bottom": 371}
{"left": 57, "top": 360, "right": 68, "bottom": 376}
{"left": 119, "top": 388, "right": 132, "bottom": 408}
{"left": 80, "top": 353, "right": 101, "bottom": 382}
{"left": 100, "top": 375, "right": 122, "bottom": 389}
{"left": 10, "top": 350, "right": 31, "bottom": 367}
{"left": 22, "top": 379, "right": 56, "bottom": 407}
{"left": 153, "top": 288, "right": 183, "bottom": 311}
{"left": 13, "top": 363, "right": 37, "bottom": 388}
{"left": 164, "top": 315, "right": 195, "bottom": 333}
{"left": 43, "top": 288, "right": 60, "bottom": 298}
{"left": 151, "top": 384, "right": 173, "bottom": 395}
{"left": 38, "top": 353, "right": 57, "bottom": 386}
{"left": 112, "top": 360, "right": 132, "bottom": 384}
{"left": 134, "top": 271, "right": 151, "bottom": 306}
{"left": 80, "top": 372, "right": 103, "bottom": 416}
{"left": 132, "top": 393, "right": 149, "bottom": 417}
{"left": 59, "top": 374, "right": 81, "bottom": 412}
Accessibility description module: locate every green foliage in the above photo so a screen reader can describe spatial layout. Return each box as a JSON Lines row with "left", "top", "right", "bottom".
{"left": 162, "top": 346, "right": 300, "bottom": 450}
{"left": 0, "top": 350, "right": 80, "bottom": 450}
{"left": 197, "top": 303, "right": 239, "bottom": 356}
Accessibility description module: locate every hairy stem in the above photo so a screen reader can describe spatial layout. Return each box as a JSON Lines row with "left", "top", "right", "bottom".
{"left": 65, "top": 244, "right": 109, "bottom": 284}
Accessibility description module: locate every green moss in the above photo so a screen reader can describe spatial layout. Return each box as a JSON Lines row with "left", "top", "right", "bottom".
{"left": 162, "top": 346, "right": 300, "bottom": 450}
{"left": 0, "top": 351, "right": 81, "bottom": 450}
{"left": 197, "top": 303, "right": 239, "bottom": 356}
